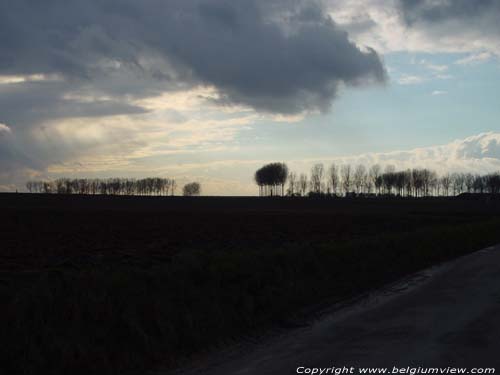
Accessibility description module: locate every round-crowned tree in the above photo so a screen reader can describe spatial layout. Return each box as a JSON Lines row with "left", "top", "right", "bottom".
{"left": 254, "top": 162, "right": 288, "bottom": 196}
{"left": 183, "top": 182, "right": 201, "bottom": 196}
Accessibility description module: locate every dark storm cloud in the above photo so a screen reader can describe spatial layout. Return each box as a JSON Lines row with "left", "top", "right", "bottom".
{"left": 0, "top": 127, "right": 42, "bottom": 184}
{"left": 0, "top": 0, "right": 386, "bottom": 117}
{"left": 398, "top": 0, "right": 500, "bottom": 27}
{"left": 0, "top": 81, "right": 147, "bottom": 130}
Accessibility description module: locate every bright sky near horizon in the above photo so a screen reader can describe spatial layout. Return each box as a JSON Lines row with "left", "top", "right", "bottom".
{"left": 1, "top": 0, "right": 500, "bottom": 195}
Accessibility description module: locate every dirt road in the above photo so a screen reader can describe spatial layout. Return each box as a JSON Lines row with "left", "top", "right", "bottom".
{"left": 166, "top": 244, "right": 500, "bottom": 374}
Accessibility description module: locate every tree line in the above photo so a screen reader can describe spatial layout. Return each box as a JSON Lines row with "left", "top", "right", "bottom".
{"left": 255, "top": 162, "right": 500, "bottom": 197}
{"left": 26, "top": 178, "right": 178, "bottom": 196}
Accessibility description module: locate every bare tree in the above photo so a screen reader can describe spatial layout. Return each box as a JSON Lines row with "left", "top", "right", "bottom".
{"left": 451, "top": 173, "right": 465, "bottom": 195}
{"left": 369, "top": 164, "right": 382, "bottom": 194}
{"left": 473, "top": 174, "right": 485, "bottom": 193}
{"left": 464, "top": 173, "right": 475, "bottom": 193}
{"left": 171, "top": 179, "right": 177, "bottom": 196}
{"left": 298, "top": 173, "right": 308, "bottom": 196}
{"left": 287, "top": 172, "right": 298, "bottom": 196}
{"left": 421, "top": 169, "right": 435, "bottom": 196}
{"left": 341, "top": 165, "right": 352, "bottom": 195}
{"left": 327, "top": 164, "right": 340, "bottom": 195}
{"left": 383, "top": 165, "right": 396, "bottom": 195}
{"left": 440, "top": 174, "right": 451, "bottom": 196}
{"left": 485, "top": 173, "right": 500, "bottom": 194}
{"left": 353, "top": 164, "right": 367, "bottom": 194}
{"left": 394, "top": 171, "right": 406, "bottom": 196}
{"left": 310, "top": 163, "right": 324, "bottom": 194}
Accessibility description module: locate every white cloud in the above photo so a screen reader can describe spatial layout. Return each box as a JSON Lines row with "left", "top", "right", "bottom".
{"left": 418, "top": 59, "right": 448, "bottom": 72}
{"left": 0, "top": 74, "right": 62, "bottom": 85}
{"left": 0, "top": 123, "right": 11, "bottom": 134}
{"left": 265, "top": 113, "right": 307, "bottom": 123}
{"left": 431, "top": 90, "right": 447, "bottom": 96}
{"left": 392, "top": 60, "right": 451, "bottom": 87}
{"left": 426, "top": 64, "right": 448, "bottom": 72}
{"left": 455, "top": 52, "right": 492, "bottom": 66}
{"left": 198, "top": 132, "right": 500, "bottom": 194}
{"left": 397, "top": 74, "right": 425, "bottom": 85}
{"left": 435, "top": 74, "right": 453, "bottom": 80}
{"left": 32, "top": 109, "right": 254, "bottom": 175}
{"left": 300, "top": 132, "right": 500, "bottom": 176}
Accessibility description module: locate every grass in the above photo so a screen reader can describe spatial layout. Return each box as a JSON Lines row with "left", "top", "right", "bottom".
{"left": 1, "top": 215, "right": 500, "bottom": 375}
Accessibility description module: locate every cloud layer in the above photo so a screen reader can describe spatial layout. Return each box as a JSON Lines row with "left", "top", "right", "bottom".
{"left": 302, "top": 132, "right": 500, "bottom": 176}
{"left": 328, "top": 0, "right": 500, "bottom": 57}
{"left": 1, "top": 1, "right": 499, "bottom": 193}
{"left": 0, "top": 0, "right": 386, "bottom": 117}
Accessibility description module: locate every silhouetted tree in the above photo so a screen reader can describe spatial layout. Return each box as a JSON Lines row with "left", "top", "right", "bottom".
{"left": 171, "top": 179, "right": 177, "bottom": 196}
{"left": 485, "top": 173, "right": 500, "bottom": 194}
{"left": 25, "top": 177, "right": 178, "bottom": 196}
{"left": 298, "top": 173, "right": 308, "bottom": 196}
{"left": 382, "top": 165, "right": 396, "bottom": 195}
{"left": 353, "top": 164, "right": 367, "bottom": 194}
{"left": 183, "top": 182, "right": 201, "bottom": 196}
{"left": 452, "top": 173, "right": 465, "bottom": 195}
{"left": 287, "top": 172, "right": 298, "bottom": 196}
{"left": 255, "top": 162, "right": 288, "bottom": 196}
{"left": 473, "top": 174, "right": 485, "bottom": 194}
{"left": 394, "top": 171, "right": 406, "bottom": 196}
{"left": 25, "top": 168, "right": 500, "bottom": 198}
{"left": 440, "top": 174, "right": 451, "bottom": 196}
{"left": 341, "top": 165, "right": 352, "bottom": 195}
{"left": 328, "top": 164, "right": 340, "bottom": 195}
{"left": 369, "top": 164, "right": 382, "bottom": 194}
{"left": 310, "top": 164, "right": 324, "bottom": 194}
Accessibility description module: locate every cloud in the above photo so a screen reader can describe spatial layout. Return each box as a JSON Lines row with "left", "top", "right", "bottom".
{"left": 455, "top": 52, "right": 492, "bottom": 65}
{"left": 0, "top": 74, "right": 62, "bottom": 85}
{"left": 2, "top": 1, "right": 499, "bottom": 194}
{"left": 418, "top": 60, "right": 448, "bottom": 72}
{"left": 0, "top": 121, "right": 44, "bottom": 192}
{"left": 327, "top": 0, "right": 500, "bottom": 57}
{"left": 435, "top": 74, "right": 453, "bottom": 80}
{"left": 397, "top": 74, "right": 424, "bottom": 85}
{"left": 0, "top": 0, "right": 390, "bottom": 191}
{"left": 306, "top": 132, "right": 500, "bottom": 175}
{"left": 396, "top": 0, "right": 500, "bottom": 55}
{"left": 0, "top": 123, "right": 11, "bottom": 134}
{"left": 0, "top": 0, "right": 386, "bottom": 117}
{"left": 398, "top": 0, "right": 498, "bottom": 25}
{"left": 431, "top": 90, "right": 447, "bottom": 96}
{"left": 141, "top": 132, "right": 500, "bottom": 195}
{"left": 0, "top": 80, "right": 148, "bottom": 130}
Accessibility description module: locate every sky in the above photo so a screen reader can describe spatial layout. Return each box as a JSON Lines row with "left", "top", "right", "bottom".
{"left": 1, "top": 0, "right": 500, "bottom": 195}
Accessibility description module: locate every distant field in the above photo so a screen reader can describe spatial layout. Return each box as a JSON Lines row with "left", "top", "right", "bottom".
{"left": 2, "top": 193, "right": 499, "bottom": 269}
{"left": 1, "top": 193, "right": 500, "bottom": 374}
